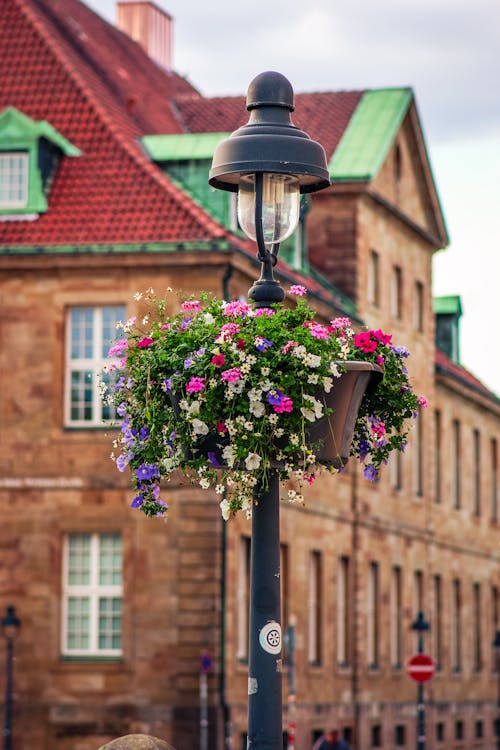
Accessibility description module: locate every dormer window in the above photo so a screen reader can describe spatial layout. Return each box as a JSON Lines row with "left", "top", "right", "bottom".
{"left": 0, "top": 107, "right": 80, "bottom": 218}
{"left": 0, "top": 152, "right": 29, "bottom": 208}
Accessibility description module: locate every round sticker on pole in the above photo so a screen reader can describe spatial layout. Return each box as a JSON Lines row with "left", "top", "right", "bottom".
{"left": 259, "top": 621, "right": 282, "bottom": 655}
{"left": 200, "top": 652, "right": 212, "bottom": 674}
{"left": 407, "top": 653, "right": 435, "bottom": 683}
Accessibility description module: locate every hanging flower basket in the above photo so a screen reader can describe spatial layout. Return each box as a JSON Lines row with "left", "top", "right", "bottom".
{"left": 104, "top": 286, "right": 425, "bottom": 519}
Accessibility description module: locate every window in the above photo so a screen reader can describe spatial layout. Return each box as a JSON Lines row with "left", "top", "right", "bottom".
{"left": 492, "top": 585, "right": 499, "bottom": 671}
{"left": 394, "top": 724, "right": 406, "bottom": 746}
{"left": 492, "top": 438, "right": 498, "bottom": 522}
{"left": 473, "top": 429, "right": 481, "bottom": 516}
{"left": 455, "top": 720, "right": 464, "bottom": 741}
{"left": 452, "top": 419, "right": 461, "bottom": 508}
{"left": 65, "top": 305, "right": 126, "bottom": 427}
{"left": 452, "top": 578, "right": 462, "bottom": 672}
{"left": 413, "top": 570, "right": 424, "bottom": 652}
{"left": 237, "top": 536, "right": 251, "bottom": 661}
{"left": 0, "top": 151, "right": 28, "bottom": 208}
{"left": 367, "top": 562, "right": 380, "bottom": 668}
{"left": 414, "top": 280, "right": 424, "bottom": 332}
{"left": 389, "top": 449, "right": 402, "bottom": 491}
{"left": 337, "top": 556, "right": 350, "bottom": 666}
{"left": 413, "top": 408, "right": 423, "bottom": 496}
{"left": 368, "top": 250, "right": 380, "bottom": 306}
{"left": 433, "top": 575, "right": 443, "bottom": 670}
{"left": 390, "top": 566, "right": 403, "bottom": 667}
{"left": 390, "top": 265, "right": 402, "bottom": 319}
{"left": 435, "top": 722, "right": 445, "bottom": 742}
{"left": 62, "top": 532, "right": 122, "bottom": 656}
{"left": 473, "top": 582, "right": 482, "bottom": 671}
{"left": 475, "top": 720, "right": 483, "bottom": 739}
{"left": 308, "top": 551, "right": 322, "bottom": 665}
{"left": 0, "top": 107, "right": 80, "bottom": 216}
{"left": 371, "top": 724, "right": 381, "bottom": 747}
{"left": 434, "top": 410, "right": 442, "bottom": 502}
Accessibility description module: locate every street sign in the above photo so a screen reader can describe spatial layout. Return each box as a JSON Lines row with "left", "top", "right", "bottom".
{"left": 407, "top": 653, "right": 435, "bottom": 683}
{"left": 200, "top": 652, "right": 212, "bottom": 674}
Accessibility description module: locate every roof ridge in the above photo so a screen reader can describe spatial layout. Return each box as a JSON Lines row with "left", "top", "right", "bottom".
{"left": 14, "top": 0, "right": 228, "bottom": 242}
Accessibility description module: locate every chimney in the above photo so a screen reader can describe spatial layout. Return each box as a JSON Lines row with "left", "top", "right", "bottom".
{"left": 117, "top": 2, "right": 173, "bottom": 71}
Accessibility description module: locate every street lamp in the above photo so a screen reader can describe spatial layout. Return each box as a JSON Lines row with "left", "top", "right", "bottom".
{"left": 1, "top": 606, "right": 21, "bottom": 750}
{"left": 411, "top": 611, "right": 430, "bottom": 750}
{"left": 210, "top": 71, "right": 330, "bottom": 749}
{"left": 492, "top": 630, "right": 500, "bottom": 750}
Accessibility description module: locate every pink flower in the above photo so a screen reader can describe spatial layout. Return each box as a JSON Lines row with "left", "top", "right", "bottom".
{"left": 186, "top": 377, "right": 205, "bottom": 394}
{"left": 254, "top": 308, "right": 275, "bottom": 317}
{"left": 305, "top": 321, "right": 330, "bottom": 340}
{"left": 221, "top": 367, "right": 242, "bottom": 383}
{"left": 274, "top": 396, "right": 293, "bottom": 413}
{"left": 108, "top": 339, "right": 127, "bottom": 357}
{"left": 375, "top": 355, "right": 385, "bottom": 366}
{"left": 211, "top": 354, "right": 225, "bottom": 367}
{"left": 137, "top": 337, "right": 154, "bottom": 349}
{"left": 223, "top": 301, "right": 251, "bottom": 317}
{"left": 160, "top": 323, "right": 171, "bottom": 331}
{"left": 289, "top": 284, "right": 307, "bottom": 296}
{"left": 304, "top": 472, "right": 315, "bottom": 485}
{"left": 418, "top": 396, "right": 428, "bottom": 408}
{"left": 219, "top": 322, "right": 240, "bottom": 340}
{"left": 216, "top": 420, "right": 227, "bottom": 434}
{"left": 371, "top": 329, "right": 392, "bottom": 346}
{"left": 354, "top": 332, "right": 377, "bottom": 353}
{"left": 371, "top": 420, "right": 386, "bottom": 437}
{"left": 329, "top": 317, "right": 351, "bottom": 331}
{"left": 181, "top": 300, "right": 201, "bottom": 312}
{"left": 282, "top": 340, "right": 298, "bottom": 354}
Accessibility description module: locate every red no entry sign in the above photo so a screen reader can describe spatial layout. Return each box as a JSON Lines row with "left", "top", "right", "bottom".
{"left": 407, "top": 653, "right": 435, "bottom": 683}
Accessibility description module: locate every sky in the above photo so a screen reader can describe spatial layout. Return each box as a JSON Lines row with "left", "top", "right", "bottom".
{"left": 86, "top": 0, "right": 500, "bottom": 395}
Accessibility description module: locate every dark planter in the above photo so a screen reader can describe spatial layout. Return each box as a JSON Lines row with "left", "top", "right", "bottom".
{"left": 310, "top": 360, "right": 382, "bottom": 468}
{"left": 171, "top": 360, "right": 382, "bottom": 468}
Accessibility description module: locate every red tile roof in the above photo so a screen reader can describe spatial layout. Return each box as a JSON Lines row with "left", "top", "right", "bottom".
{"left": 175, "top": 90, "right": 364, "bottom": 161}
{"left": 0, "top": 0, "right": 225, "bottom": 246}
{"left": 435, "top": 348, "right": 499, "bottom": 403}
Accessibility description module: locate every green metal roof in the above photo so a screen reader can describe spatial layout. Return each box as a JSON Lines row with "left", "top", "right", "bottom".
{"left": 433, "top": 295, "right": 463, "bottom": 316}
{"left": 142, "top": 132, "right": 230, "bottom": 161}
{"left": 329, "top": 88, "right": 413, "bottom": 181}
{"left": 0, "top": 107, "right": 81, "bottom": 156}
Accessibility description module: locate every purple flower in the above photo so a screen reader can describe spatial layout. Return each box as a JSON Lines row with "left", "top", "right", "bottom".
{"left": 117, "top": 402, "right": 127, "bottom": 417}
{"left": 115, "top": 377, "right": 126, "bottom": 391}
{"left": 208, "top": 451, "right": 221, "bottom": 468}
{"left": 358, "top": 438, "right": 370, "bottom": 461}
{"left": 162, "top": 378, "right": 173, "bottom": 392}
{"left": 180, "top": 317, "right": 192, "bottom": 330}
{"left": 184, "top": 356, "right": 194, "bottom": 369}
{"left": 131, "top": 494, "right": 144, "bottom": 508}
{"left": 266, "top": 388, "right": 286, "bottom": 407}
{"left": 139, "top": 427, "right": 150, "bottom": 441}
{"left": 116, "top": 454, "right": 131, "bottom": 472}
{"left": 195, "top": 347, "right": 206, "bottom": 359}
{"left": 135, "top": 463, "right": 160, "bottom": 481}
{"left": 363, "top": 465, "right": 378, "bottom": 481}
{"left": 254, "top": 337, "right": 273, "bottom": 352}
{"left": 392, "top": 345, "right": 410, "bottom": 358}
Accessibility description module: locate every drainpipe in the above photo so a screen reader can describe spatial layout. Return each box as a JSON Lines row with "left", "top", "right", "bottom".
{"left": 351, "top": 465, "right": 361, "bottom": 750}
{"left": 219, "top": 264, "right": 234, "bottom": 749}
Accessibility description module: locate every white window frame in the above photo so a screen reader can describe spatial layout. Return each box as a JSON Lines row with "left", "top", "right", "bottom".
{"left": 0, "top": 151, "right": 29, "bottom": 208}
{"left": 61, "top": 532, "right": 122, "bottom": 657}
{"left": 65, "top": 305, "right": 125, "bottom": 427}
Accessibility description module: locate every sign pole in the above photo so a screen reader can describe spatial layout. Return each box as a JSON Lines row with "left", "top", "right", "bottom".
{"left": 410, "top": 612, "right": 431, "bottom": 750}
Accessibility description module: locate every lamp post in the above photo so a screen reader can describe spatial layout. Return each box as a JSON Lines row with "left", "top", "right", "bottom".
{"left": 411, "top": 611, "right": 430, "bottom": 750}
{"left": 493, "top": 631, "right": 500, "bottom": 750}
{"left": 2, "top": 606, "right": 21, "bottom": 750}
{"left": 209, "top": 71, "right": 330, "bottom": 749}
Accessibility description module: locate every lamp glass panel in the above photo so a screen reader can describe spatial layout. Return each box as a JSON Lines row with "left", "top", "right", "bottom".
{"left": 237, "top": 173, "right": 299, "bottom": 245}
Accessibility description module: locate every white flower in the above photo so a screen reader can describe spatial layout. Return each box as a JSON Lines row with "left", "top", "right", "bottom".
{"left": 220, "top": 498, "right": 231, "bottom": 521}
{"left": 192, "top": 419, "right": 209, "bottom": 435}
{"left": 307, "top": 373, "right": 319, "bottom": 384}
{"left": 261, "top": 367, "right": 270, "bottom": 376}
{"left": 268, "top": 413, "right": 278, "bottom": 425}
{"left": 323, "top": 376, "right": 333, "bottom": 392}
{"left": 199, "top": 477, "right": 210, "bottom": 489}
{"left": 187, "top": 400, "right": 200, "bottom": 415}
{"left": 203, "top": 313, "right": 215, "bottom": 325}
{"left": 274, "top": 428, "right": 284, "bottom": 437}
{"left": 329, "top": 361, "right": 341, "bottom": 377}
{"left": 142, "top": 315, "right": 149, "bottom": 325}
{"left": 301, "top": 395, "right": 324, "bottom": 422}
{"left": 290, "top": 433, "right": 299, "bottom": 446}
{"left": 249, "top": 399, "right": 265, "bottom": 417}
{"left": 304, "top": 353, "right": 321, "bottom": 368}
{"left": 260, "top": 378, "right": 272, "bottom": 391}
{"left": 248, "top": 387, "right": 263, "bottom": 401}
{"left": 222, "top": 444, "right": 236, "bottom": 467}
{"left": 245, "top": 452, "right": 261, "bottom": 470}
{"left": 215, "top": 484, "right": 225, "bottom": 495}
{"left": 133, "top": 291, "right": 143, "bottom": 301}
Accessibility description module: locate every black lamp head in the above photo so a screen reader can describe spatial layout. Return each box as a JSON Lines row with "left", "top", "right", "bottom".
{"left": 209, "top": 71, "right": 330, "bottom": 194}
{"left": 1, "top": 605, "right": 21, "bottom": 640}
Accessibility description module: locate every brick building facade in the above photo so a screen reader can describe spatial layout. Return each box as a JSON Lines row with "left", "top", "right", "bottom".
{"left": 0, "top": 1, "right": 499, "bottom": 749}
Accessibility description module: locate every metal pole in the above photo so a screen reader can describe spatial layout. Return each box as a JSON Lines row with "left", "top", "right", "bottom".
{"left": 247, "top": 470, "right": 282, "bottom": 750}
{"left": 416, "top": 629, "right": 425, "bottom": 750}
{"left": 200, "top": 669, "right": 208, "bottom": 750}
{"left": 3, "top": 637, "right": 13, "bottom": 750}
{"left": 497, "top": 662, "right": 500, "bottom": 750}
